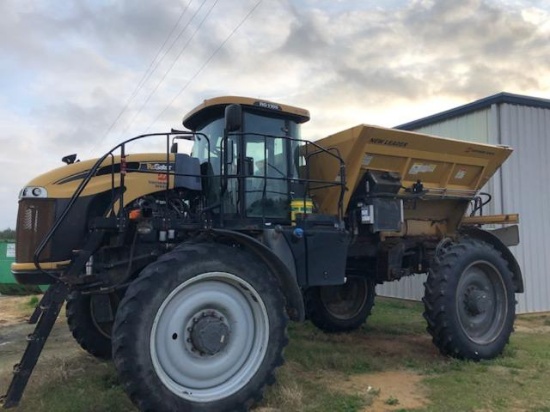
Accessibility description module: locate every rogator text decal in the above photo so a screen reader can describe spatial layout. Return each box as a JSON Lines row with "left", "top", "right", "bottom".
{"left": 140, "top": 162, "right": 175, "bottom": 171}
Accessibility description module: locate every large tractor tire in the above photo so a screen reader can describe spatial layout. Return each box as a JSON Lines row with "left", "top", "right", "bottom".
{"left": 423, "top": 238, "right": 516, "bottom": 360}
{"left": 112, "top": 243, "right": 288, "bottom": 412}
{"left": 306, "top": 276, "right": 375, "bottom": 333}
{"left": 66, "top": 291, "right": 119, "bottom": 360}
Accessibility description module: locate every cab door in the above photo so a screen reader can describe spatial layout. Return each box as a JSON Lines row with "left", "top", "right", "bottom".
{"left": 242, "top": 113, "right": 291, "bottom": 220}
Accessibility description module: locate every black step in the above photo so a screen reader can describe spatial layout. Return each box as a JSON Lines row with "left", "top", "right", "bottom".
{"left": 27, "top": 285, "right": 55, "bottom": 325}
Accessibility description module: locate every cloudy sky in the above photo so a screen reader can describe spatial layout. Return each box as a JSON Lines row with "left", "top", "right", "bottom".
{"left": 1, "top": 0, "right": 550, "bottom": 229}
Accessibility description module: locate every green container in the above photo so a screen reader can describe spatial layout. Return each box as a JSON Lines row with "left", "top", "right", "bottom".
{"left": 0, "top": 240, "right": 16, "bottom": 283}
{"left": 0, "top": 240, "right": 44, "bottom": 295}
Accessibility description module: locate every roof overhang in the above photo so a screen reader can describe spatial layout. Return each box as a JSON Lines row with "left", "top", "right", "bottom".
{"left": 397, "top": 92, "right": 550, "bottom": 130}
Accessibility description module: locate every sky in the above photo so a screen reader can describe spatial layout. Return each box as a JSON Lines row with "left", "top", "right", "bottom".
{"left": 1, "top": 0, "right": 550, "bottom": 229}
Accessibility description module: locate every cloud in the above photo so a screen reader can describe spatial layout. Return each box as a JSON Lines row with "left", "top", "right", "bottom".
{"left": 1, "top": 0, "right": 550, "bottom": 229}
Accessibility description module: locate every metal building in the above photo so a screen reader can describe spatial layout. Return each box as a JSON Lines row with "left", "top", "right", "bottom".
{"left": 377, "top": 92, "right": 550, "bottom": 314}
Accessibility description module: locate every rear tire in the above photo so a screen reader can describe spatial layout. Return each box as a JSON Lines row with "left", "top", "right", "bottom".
{"left": 423, "top": 238, "right": 516, "bottom": 360}
{"left": 66, "top": 291, "right": 119, "bottom": 360}
{"left": 306, "top": 276, "right": 375, "bottom": 333}
{"left": 112, "top": 243, "right": 288, "bottom": 412}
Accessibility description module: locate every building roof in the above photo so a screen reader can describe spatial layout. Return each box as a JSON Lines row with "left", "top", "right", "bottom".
{"left": 396, "top": 92, "right": 550, "bottom": 130}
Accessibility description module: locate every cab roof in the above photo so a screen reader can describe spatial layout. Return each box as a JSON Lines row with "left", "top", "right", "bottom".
{"left": 182, "top": 96, "right": 310, "bottom": 130}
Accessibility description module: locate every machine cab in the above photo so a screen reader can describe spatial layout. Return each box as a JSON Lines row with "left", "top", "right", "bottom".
{"left": 183, "top": 96, "right": 310, "bottom": 227}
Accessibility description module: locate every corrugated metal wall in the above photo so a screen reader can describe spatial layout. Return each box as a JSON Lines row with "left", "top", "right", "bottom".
{"left": 411, "top": 109, "right": 491, "bottom": 144}
{"left": 498, "top": 104, "right": 550, "bottom": 313}
{"left": 377, "top": 103, "right": 550, "bottom": 313}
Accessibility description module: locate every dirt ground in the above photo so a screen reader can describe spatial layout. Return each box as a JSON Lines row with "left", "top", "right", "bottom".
{"left": 339, "top": 371, "right": 427, "bottom": 411}
{"left": 311, "top": 333, "right": 434, "bottom": 411}
{"left": 0, "top": 296, "right": 31, "bottom": 327}
{"left": 0, "top": 296, "right": 82, "bottom": 394}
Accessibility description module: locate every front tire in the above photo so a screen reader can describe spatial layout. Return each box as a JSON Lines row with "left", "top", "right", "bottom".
{"left": 66, "top": 291, "right": 119, "bottom": 360}
{"left": 306, "top": 276, "right": 375, "bottom": 333}
{"left": 423, "top": 238, "right": 516, "bottom": 360}
{"left": 112, "top": 243, "right": 288, "bottom": 412}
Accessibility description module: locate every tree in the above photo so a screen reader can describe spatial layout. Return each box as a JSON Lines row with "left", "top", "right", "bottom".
{"left": 0, "top": 228, "right": 15, "bottom": 240}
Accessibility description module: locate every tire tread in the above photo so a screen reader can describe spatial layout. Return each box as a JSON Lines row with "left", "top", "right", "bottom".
{"left": 423, "top": 237, "right": 516, "bottom": 360}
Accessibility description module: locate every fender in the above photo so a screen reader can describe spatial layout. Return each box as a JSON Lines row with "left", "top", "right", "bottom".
{"left": 211, "top": 229, "right": 305, "bottom": 322}
{"left": 460, "top": 226, "right": 524, "bottom": 293}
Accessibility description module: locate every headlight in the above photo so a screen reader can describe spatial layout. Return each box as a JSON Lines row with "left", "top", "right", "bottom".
{"left": 19, "top": 186, "right": 48, "bottom": 199}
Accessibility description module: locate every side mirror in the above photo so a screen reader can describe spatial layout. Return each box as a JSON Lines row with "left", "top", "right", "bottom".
{"left": 62, "top": 154, "right": 77, "bottom": 165}
{"left": 225, "top": 104, "right": 242, "bottom": 132}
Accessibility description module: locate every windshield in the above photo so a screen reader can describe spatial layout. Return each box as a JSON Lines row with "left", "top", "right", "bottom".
{"left": 191, "top": 108, "right": 303, "bottom": 223}
{"left": 192, "top": 116, "right": 238, "bottom": 213}
{"left": 192, "top": 116, "right": 224, "bottom": 173}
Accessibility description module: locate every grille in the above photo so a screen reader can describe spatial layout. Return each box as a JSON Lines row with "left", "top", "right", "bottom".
{"left": 16, "top": 199, "right": 55, "bottom": 263}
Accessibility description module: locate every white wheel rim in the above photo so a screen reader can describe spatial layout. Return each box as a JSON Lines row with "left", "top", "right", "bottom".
{"left": 150, "top": 272, "right": 270, "bottom": 402}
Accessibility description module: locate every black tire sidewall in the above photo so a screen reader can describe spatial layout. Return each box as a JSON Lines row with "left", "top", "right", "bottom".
{"left": 306, "top": 276, "right": 375, "bottom": 333}
{"left": 426, "top": 239, "right": 515, "bottom": 360}
{"left": 112, "top": 243, "right": 287, "bottom": 412}
{"left": 66, "top": 291, "right": 113, "bottom": 360}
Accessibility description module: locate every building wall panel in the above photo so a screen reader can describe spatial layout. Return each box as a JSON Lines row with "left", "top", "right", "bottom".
{"left": 498, "top": 104, "right": 550, "bottom": 313}
{"left": 412, "top": 109, "right": 491, "bottom": 144}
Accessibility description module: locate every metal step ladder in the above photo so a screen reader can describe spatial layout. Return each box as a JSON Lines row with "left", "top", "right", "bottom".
{"left": 1, "top": 282, "right": 68, "bottom": 409}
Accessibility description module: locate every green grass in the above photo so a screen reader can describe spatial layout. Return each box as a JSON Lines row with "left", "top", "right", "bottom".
{"left": 385, "top": 395, "right": 399, "bottom": 405}
{"left": 26, "top": 295, "right": 40, "bottom": 309}
{"left": 366, "top": 297, "right": 426, "bottom": 336}
{"left": 262, "top": 365, "right": 368, "bottom": 412}
{"left": 12, "top": 295, "right": 41, "bottom": 318}
{"left": 5, "top": 297, "right": 550, "bottom": 412}
{"left": 15, "top": 357, "right": 135, "bottom": 412}
{"left": 422, "top": 333, "right": 550, "bottom": 411}
{"left": 0, "top": 284, "right": 42, "bottom": 296}
{"left": 263, "top": 298, "right": 550, "bottom": 411}
{"left": 284, "top": 322, "right": 377, "bottom": 373}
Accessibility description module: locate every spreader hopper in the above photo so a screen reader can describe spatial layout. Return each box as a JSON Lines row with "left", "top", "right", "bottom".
{"left": 309, "top": 124, "right": 512, "bottom": 226}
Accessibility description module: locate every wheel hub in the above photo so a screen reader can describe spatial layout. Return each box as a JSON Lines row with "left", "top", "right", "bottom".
{"left": 464, "top": 287, "right": 492, "bottom": 316}
{"left": 187, "top": 310, "right": 230, "bottom": 356}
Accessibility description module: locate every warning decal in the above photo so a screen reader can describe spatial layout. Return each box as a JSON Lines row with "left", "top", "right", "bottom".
{"left": 408, "top": 163, "right": 436, "bottom": 175}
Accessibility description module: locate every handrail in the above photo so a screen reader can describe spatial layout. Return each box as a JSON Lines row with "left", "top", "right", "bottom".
{"left": 32, "top": 129, "right": 346, "bottom": 278}
{"left": 303, "top": 145, "right": 346, "bottom": 220}
{"left": 228, "top": 132, "right": 347, "bottom": 220}
{"left": 33, "top": 131, "right": 205, "bottom": 277}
